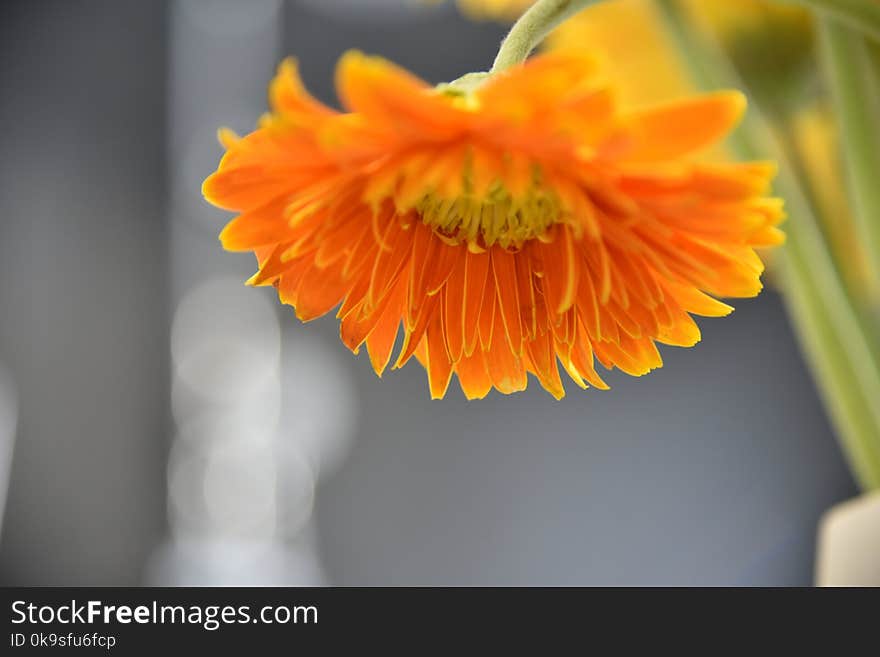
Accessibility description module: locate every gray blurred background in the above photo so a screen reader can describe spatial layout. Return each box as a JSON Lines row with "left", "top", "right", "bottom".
{"left": 0, "top": 0, "right": 858, "bottom": 586}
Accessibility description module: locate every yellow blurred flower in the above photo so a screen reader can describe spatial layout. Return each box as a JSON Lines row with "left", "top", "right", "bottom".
{"left": 454, "top": 0, "right": 694, "bottom": 107}
{"left": 684, "top": 0, "right": 812, "bottom": 46}
{"left": 546, "top": 0, "right": 695, "bottom": 107}
{"left": 457, "top": 0, "right": 816, "bottom": 112}
{"left": 681, "top": 0, "right": 816, "bottom": 116}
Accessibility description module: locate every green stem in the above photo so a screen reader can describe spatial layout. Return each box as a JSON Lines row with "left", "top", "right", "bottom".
{"left": 819, "top": 19, "right": 880, "bottom": 292}
{"left": 491, "top": 0, "right": 600, "bottom": 73}
{"left": 657, "top": 0, "right": 880, "bottom": 489}
{"left": 786, "top": 0, "right": 880, "bottom": 44}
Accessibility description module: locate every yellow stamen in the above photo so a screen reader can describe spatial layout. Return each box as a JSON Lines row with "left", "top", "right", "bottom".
{"left": 416, "top": 183, "right": 563, "bottom": 250}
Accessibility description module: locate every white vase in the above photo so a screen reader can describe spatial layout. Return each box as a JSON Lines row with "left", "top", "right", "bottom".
{"left": 815, "top": 491, "right": 880, "bottom": 586}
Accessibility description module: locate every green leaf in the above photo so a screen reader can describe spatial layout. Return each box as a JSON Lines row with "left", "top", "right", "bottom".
{"left": 819, "top": 19, "right": 880, "bottom": 292}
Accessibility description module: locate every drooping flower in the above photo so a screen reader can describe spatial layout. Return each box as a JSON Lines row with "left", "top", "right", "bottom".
{"left": 203, "top": 52, "right": 783, "bottom": 399}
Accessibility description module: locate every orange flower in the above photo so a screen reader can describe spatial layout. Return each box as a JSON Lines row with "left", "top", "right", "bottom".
{"left": 203, "top": 52, "right": 784, "bottom": 399}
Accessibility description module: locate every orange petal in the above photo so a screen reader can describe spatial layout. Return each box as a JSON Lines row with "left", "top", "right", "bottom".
{"left": 203, "top": 165, "right": 301, "bottom": 212}
{"left": 463, "top": 251, "right": 491, "bottom": 356}
{"left": 219, "top": 195, "right": 293, "bottom": 251}
{"left": 477, "top": 51, "right": 601, "bottom": 119}
{"left": 455, "top": 350, "right": 493, "bottom": 400}
{"left": 491, "top": 248, "right": 524, "bottom": 355}
{"left": 365, "top": 279, "right": 406, "bottom": 376}
{"left": 270, "top": 57, "right": 336, "bottom": 122}
{"left": 335, "top": 51, "right": 464, "bottom": 138}
{"left": 424, "top": 315, "right": 454, "bottom": 399}
{"left": 614, "top": 91, "right": 746, "bottom": 163}
{"left": 525, "top": 331, "right": 565, "bottom": 400}
{"left": 442, "top": 254, "right": 467, "bottom": 363}
{"left": 486, "top": 325, "right": 527, "bottom": 395}
{"left": 288, "top": 261, "right": 347, "bottom": 321}
{"left": 539, "top": 226, "right": 579, "bottom": 314}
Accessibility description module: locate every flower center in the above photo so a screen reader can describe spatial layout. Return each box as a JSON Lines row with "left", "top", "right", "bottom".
{"left": 416, "top": 187, "right": 561, "bottom": 250}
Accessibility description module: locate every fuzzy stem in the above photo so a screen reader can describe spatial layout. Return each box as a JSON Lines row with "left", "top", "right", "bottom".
{"left": 490, "top": 0, "right": 600, "bottom": 73}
